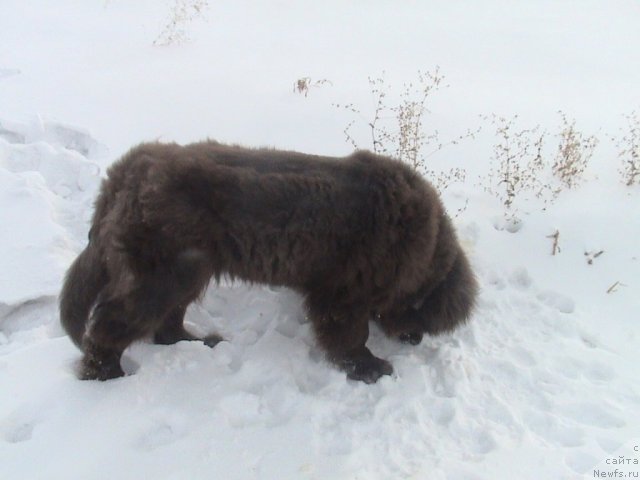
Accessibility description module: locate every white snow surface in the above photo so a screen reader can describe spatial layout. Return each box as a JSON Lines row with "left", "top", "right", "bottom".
{"left": 1, "top": 1, "right": 639, "bottom": 479}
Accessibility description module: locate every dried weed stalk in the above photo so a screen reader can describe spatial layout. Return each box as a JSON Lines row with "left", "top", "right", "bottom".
{"left": 584, "top": 250, "right": 604, "bottom": 265}
{"left": 293, "top": 77, "right": 333, "bottom": 97}
{"left": 484, "top": 114, "right": 547, "bottom": 215}
{"left": 606, "top": 281, "right": 626, "bottom": 294}
{"left": 424, "top": 167, "right": 467, "bottom": 193}
{"left": 615, "top": 110, "right": 640, "bottom": 186}
{"left": 335, "top": 69, "right": 478, "bottom": 193}
{"left": 547, "top": 230, "right": 560, "bottom": 255}
{"left": 552, "top": 111, "right": 598, "bottom": 191}
{"left": 154, "top": 0, "right": 208, "bottom": 46}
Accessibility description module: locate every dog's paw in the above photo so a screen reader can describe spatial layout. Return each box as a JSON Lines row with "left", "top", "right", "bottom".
{"left": 79, "top": 356, "right": 125, "bottom": 381}
{"left": 342, "top": 355, "right": 393, "bottom": 384}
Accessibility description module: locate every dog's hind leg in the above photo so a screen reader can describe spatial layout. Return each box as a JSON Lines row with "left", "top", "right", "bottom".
{"left": 153, "top": 305, "right": 195, "bottom": 345}
{"left": 80, "top": 250, "right": 215, "bottom": 380}
{"left": 153, "top": 305, "right": 223, "bottom": 348}
{"left": 80, "top": 293, "right": 149, "bottom": 381}
{"left": 151, "top": 249, "right": 223, "bottom": 348}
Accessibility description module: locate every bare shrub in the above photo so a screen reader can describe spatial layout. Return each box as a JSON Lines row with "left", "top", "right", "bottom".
{"left": 293, "top": 77, "right": 333, "bottom": 97}
{"left": 425, "top": 167, "right": 467, "bottom": 192}
{"left": 483, "top": 115, "right": 547, "bottom": 216}
{"left": 615, "top": 110, "right": 640, "bottom": 186}
{"left": 334, "top": 69, "right": 479, "bottom": 193}
{"left": 154, "top": 0, "right": 208, "bottom": 46}
{"left": 552, "top": 111, "right": 598, "bottom": 191}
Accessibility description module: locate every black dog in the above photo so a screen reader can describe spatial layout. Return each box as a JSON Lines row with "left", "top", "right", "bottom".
{"left": 60, "top": 141, "right": 478, "bottom": 383}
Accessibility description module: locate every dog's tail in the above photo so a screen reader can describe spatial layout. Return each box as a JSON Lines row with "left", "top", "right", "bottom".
{"left": 59, "top": 240, "right": 108, "bottom": 348}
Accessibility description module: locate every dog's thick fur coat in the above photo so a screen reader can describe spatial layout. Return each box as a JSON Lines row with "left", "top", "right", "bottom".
{"left": 60, "top": 141, "right": 478, "bottom": 383}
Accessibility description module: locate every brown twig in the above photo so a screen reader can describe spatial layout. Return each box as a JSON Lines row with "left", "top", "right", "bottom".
{"left": 606, "top": 281, "right": 627, "bottom": 294}
{"left": 584, "top": 250, "right": 605, "bottom": 265}
{"left": 546, "top": 230, "right": 560, "bottom": 255}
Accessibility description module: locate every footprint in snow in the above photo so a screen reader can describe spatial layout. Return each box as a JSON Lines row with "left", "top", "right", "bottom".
{"left": 0, "top": 122, "right": 26, "bottom": 144}
{"left": 136, "top": 422, "right": 186, "bottom": 451}
{"left": 429, "top": 399, "right": 456, "bottom": 426}
{"left": 584, "top": 362, "right": 615, "bottom": 383}
{"left": 0, "top": 117, "right": 107, "bottom": 158}
{"left": 467, "top": 430, "right": 497, "bottom": 455}
{"left": 559, "top": 401, "right": 626, "bottom": 429}
{"left": 537, "top": 290, "right": 575, "bottom": 314}
{"left": 0, "top": 406, "right": 44, "bottom": 444}
{"left": 510, "top": 345, "right": 537, "bottom": 368}
{"left": 485, "top": 270, "right": 507, "bottom": 290}
{"left": 42, "top": 121, "right": 108, "bottom": 158}
{"left": 1, "top": 421, "right": 36, "bottom": 444}
{"left": 564, "top": 450, "right": 599, "bottom": 475}
{"left": 508, "top": 267, "right": 533, "bottom": 289}
{"left": 596, "top": 436, "right": 623, "bottom": 453}
{"left": 492, "top": 216, "right": 523, "bottom": 233}
{"left": 524, "top": 409, "right": 585, "bottom": 447}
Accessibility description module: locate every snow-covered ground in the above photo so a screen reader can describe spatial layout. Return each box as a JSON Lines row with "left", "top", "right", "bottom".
{"left": 1, "top": 1, "right": 639, "bottom": 479}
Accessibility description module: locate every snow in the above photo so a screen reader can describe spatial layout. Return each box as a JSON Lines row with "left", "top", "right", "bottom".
{"left": 1, "top": 1, "right": 639, "bottom": 479}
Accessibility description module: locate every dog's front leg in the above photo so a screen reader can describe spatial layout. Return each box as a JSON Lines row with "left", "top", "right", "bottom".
{"left": 337, "top": 345, "right": 394, "bottom": 384}
{"left": 307, "top": 299, "right": 393, "bottom": 384}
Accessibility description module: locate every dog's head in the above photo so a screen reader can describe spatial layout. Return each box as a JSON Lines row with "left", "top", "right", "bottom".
{"left": 379, "top": 247, "right": 478, "bottom": 344}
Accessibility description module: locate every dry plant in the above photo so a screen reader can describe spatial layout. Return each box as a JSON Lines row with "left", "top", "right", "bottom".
{"left": 606, "top": 281, "right": 626, "bottom": 294}
{"left": 334, "top": 69, "right": 479, "bottom": 193}
{"left": 483, "top": 114, "right": 548, "bottom": 216}
{"left": 552, "top": 112, "right": 598, "bottom": 191}
{"left": 615, "top": 110, "right": 640, "bottom": 186}
{"left": 547, "top": 230, "right": 560, "bottom": 255}
{"left": 484, "top": 112, "right": 603, "bottom": 218}
{"left": 154, "top": 0, "right": 208, "bottom": 46}
{"left": 293, "top": 77, "right": 333, "bottom": 97}
{"left": 425, "top": 167, "right": 467, "bottom": 192}
{"left": 584, "top": 250, "right": 604, "bottom": 265}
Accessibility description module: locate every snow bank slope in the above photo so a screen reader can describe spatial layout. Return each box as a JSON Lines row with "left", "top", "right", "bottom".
{"left": 1, "top": 0, "right": 639, "bottom": 478}
{"left": 0, "top": 124, "right": 638, "bottom": 480}
{"left": 0, "top": 118, "right": 103, "bottom": 309}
